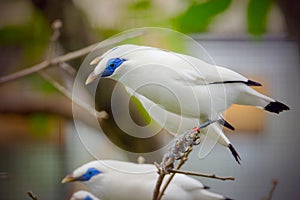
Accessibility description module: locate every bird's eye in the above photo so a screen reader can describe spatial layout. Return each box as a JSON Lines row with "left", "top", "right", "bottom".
{"left": 109, "top": 63, "right": 115, "bottom": 68}
{"left": 88, "top": 171, "right": 92, "bottom": 175}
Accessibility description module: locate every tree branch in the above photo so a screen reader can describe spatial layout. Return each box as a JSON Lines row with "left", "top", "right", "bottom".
{"left": 169, "top": 169, "right": 235, "bottom": 181}
{"left": 27, "top": 191, "right": 38, "bottom": 200}
{"left": 0, "top": 29, "right": 146, "bottom": 85}
{"left": 152, "top": 162, "right": 166, "bottom": 200}
{"left": 0, "top": 44, "right": 95, "bottom": 84}
{"left": 263, "top": 179, "right": 278, "bottom": 200}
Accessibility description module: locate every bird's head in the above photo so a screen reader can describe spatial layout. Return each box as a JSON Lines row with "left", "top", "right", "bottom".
{"left": 62, "top": 161, "right": 104, "bottom": 184}
{"left": 85, "top": 44, "right": 141, "bottom": 85}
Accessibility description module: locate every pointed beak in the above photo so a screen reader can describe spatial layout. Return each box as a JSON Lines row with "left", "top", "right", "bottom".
{"left": 90, "top": 56, "right": 103, "bottom": 65}
{"left": 85, "top": 71, "right": 98, "bottom": 85}
{"left": 61, "top": 174, "right": 77, "bottom": 184}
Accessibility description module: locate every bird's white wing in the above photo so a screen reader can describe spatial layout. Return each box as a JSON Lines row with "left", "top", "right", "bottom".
{"left": 124, "top": 85, "right": 198, "bottom": 135}
{"left": 102, "top": 160, "right": 156, "bottom": 173}
{"left": 119, "top": 45, "right": 249, "bottom": 86}
{"left": 171, "top": 174, "right": 207, "bottom": 191}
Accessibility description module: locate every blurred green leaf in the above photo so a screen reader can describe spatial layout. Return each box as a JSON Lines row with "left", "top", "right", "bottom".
{"left": 167, "top": 33, "right": 186, "bottom": 53}
{"left": 0, "top": 10, "right": 50, "bottom": 64}
{"left": 24, "top": 74, "right": 58, "bottom": 94}
{"left": 247, "top": 0, "right": 273, "bottom": 35}
{"left": 29, "top": 114, "right": 51, "bottom": 139}
{"left": 173, "top": 0, "right": 232, "bottom": 33}
{"left": 129, "top": 0, "right": 151, "bottom": 10}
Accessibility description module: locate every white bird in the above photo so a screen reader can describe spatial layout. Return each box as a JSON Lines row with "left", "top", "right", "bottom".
{"left": 127, "top": 87, "right": 239, "bottom": 163}
{"left": 62, "top": 160, "right": 232, "bottom": 200}
{"left": 86, "top": 44, "right": 289, "bottom": 163}
{"left": 70, "top": 190, "right": 100, "bottom": 200}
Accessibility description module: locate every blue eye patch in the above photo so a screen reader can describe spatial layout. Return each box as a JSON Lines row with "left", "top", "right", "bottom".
{"left": 84, "top": 195, "right": 93, "bottom": 200}
{"left": 101, "top": 58, "right": 126, "bottom": 77}
{"left": 77, "top": 167, "right": 101, "bottom": 182}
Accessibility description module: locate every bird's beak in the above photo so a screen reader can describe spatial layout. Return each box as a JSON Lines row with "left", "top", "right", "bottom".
{"left": 85, "top": 71, "right": 98, "bottom": 85}
{"left": 90, "top": 56, "right": 103, "bottom": 65}
{"left": 61, "top": 174, "right": 77, "bottom": 183}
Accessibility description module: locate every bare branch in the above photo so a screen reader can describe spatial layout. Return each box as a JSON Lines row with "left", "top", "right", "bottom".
{"left": 38, "top": 69, "right": 108, "bottom": 121}
{"left": 152, "top": 164, "right": 166, "bottom": 200}
{"left": 0, "top": 60, "right": 50, "bottom": 84}
{"left": 263, "top": 179, "right": 278, "bottom": 200}
{"left": 169, "top": 169, "right": 235, "bottom": 181}
{"left": 48, "top": 19, "right": 63, "bottom": 60}
{"left": 39, "top": 20, "right": 109, "bottom": 121}
{"left": 0, "top": 29, "right": 146, "bottom": 85}
{"left": 27, "top": 191, "right": 38, "bottom": 200}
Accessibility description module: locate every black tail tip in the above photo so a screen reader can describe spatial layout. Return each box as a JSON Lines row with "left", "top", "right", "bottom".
{"left": 265, "top": 101, "right": 290, "bottom": 114}
{"left": 225, "top": 198, "right": 234, "bottom": 200}
{"left": 228, "top": 144, "right": 241, "bottom": 165}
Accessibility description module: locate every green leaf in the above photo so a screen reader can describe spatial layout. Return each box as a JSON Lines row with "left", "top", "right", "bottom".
{"left": 173, "top": 0, "right": 232, "bottom": 33}
{"left": 247, "top": 0, "right": 273, "bottom": 35}
{"left": 24, "top": 74, "right": 58, "bottom": 94}
{"left": 28, "top": 114, "right": 51, "bottom": 139}
{"left": 129, "top": 0, "right": 151, "bottom": 10}
{"left": 0, "top": 10, "right": 50, "bottom": 64}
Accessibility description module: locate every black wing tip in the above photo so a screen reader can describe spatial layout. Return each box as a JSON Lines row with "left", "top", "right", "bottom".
{"left": 265, "top": 101, "right": 290, "bottom": 114}
{"left": 247, "top": 80, "right": 262, "bottom": 86}
{"left": 225, "top": 198, "right": 234, "bottom": 200}
{"left": 228, "top": 144, "right": 241, "bottom": 165}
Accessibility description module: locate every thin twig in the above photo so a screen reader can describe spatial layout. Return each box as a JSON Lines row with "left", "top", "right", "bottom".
{"left": 48, "top": 19, "right": 63, "bottom": 60}
{"left": 38, "top": 69, "right": 108, "bottom": 120}
{"left": 27, "top": 191, "right": 38, "bottom": 200}
{"left": 152, "top": 162, "right": 166, "bottom": 200}
{"left": 169, "top": 169, "right": 235, "bottom": 181}
{"left": 39, "top": 20, "right": 108, "bottom": 120}
{"left": 0, "top": 29, "right": 146, "bottom": 85}
{"left": 263, "top": 179, "right": 278, "bottom": 200}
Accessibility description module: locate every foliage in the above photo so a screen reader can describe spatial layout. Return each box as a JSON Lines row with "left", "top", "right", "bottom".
{"left": 0, "top": 10, "right": 50, "bottom": 64}
{"left": 247, "top": 0, "right": 274, "bottom": 35}
{"left": 173, "top": 0, "right": 232, "bottom": 33}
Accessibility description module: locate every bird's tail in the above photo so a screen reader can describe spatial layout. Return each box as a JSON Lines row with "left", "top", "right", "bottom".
{"left": 237, "top": 86, "right": 289, "bottom": 114}
{"left": 228, "top": 144, "right": 241, "bottom": 164}
{"left": 202, "top": 123, "right": 241, "bottom": 164}
{"left": 264, "top": 101, "right": 290, "bottom": 114}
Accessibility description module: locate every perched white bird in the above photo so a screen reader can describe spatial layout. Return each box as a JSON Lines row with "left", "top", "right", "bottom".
{"left": 70, "top": 190, "right": 100, "bottom": 200}
{"left": 62, "top": 160, "right": 232, "bottom": 200}
{"left": 128, "top": 87, "right": 239, "bottom": 163}
{"left": 86, "top": 44, "right": 289, "bottom": 163}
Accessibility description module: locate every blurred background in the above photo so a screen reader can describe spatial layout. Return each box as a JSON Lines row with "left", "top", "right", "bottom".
{"left": 0, "top": 0, "right": 299, "bottom": 199}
